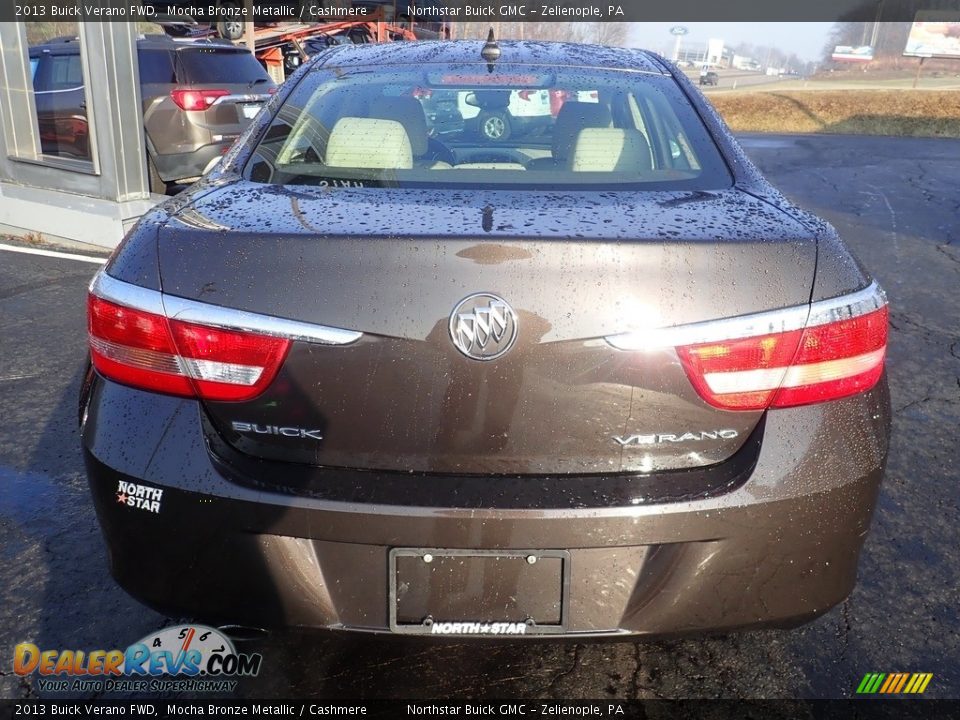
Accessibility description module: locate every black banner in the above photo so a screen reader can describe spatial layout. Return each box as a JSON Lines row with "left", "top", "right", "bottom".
{"left": 0, "top": 0, "right": 959, "bottom": 23}
{"left": 3, "top": 700, "right": 960, "bottom": 720}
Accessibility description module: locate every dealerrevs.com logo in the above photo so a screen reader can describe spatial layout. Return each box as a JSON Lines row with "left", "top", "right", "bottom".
{"left": 13, "top": 625, "right": 262, "bottom": 693}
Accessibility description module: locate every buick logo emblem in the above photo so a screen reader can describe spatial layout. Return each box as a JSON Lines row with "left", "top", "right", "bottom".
{"left": 449, "top": 293, "right": 518, "bottom": 361}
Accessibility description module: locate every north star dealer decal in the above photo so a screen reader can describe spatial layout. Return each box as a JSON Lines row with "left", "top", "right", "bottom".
{"left": 116, "top": 480, "right": 163, "bottom": 514}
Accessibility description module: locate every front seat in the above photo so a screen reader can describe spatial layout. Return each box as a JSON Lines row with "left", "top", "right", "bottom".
{"left": 369, "top": 96, "right": 453, "bottom": 168}
{"left": 325, "top": 117, "right": 413, "bottom": 170}
{"left": 527, "top": 101, "right": 612, "bottom": 171}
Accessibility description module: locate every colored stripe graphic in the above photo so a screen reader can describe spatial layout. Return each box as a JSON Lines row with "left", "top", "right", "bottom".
{"left": 856, "top": 674, "right": 874, "bottom": 694}
{"left": 879, "top": 674, "right": 896, "bottom": 693}
{"left": 869, "top": 673, "right": 886, "bottom": 693}
{"left": 857, "top": 672, "right": 932, "bottom": 694}
{"left": 893, "top": 673, "right": 909, "bottom": 693}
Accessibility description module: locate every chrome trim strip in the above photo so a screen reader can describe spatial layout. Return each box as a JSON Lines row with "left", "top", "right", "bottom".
{"left": 211, "top": 93, "right": 272, "bottom": 106}
{"left": 806, "top": 281, "right": 887, "bottom": 328}
{"left": 605, "top": 281, "right": 886, "bottom": 350}
{"left": 90, "top": 271, "right": 362, "bottom": 346}
{"left": 89, "top": 270, "right": 166, "bottom": 316}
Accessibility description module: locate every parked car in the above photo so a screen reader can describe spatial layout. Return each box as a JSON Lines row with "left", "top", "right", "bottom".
{"left": 458, "top": 88, "right": 553, "bottom": 142}
{"left": 414, "top": 88, "right": 464, "bottom": 137}
{"left": 30, "top": 35, "right": 275, "bottom": 193}
{"left": 83, "top": 40, "right": 890, "bottom": 638}
{"left": 700, "top": 70, "right": 720, "bottom": 86}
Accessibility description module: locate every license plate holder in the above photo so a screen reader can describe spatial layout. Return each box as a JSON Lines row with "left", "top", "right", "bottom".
{"left": 241, "top": 103, "right": 262, "bottom": 119}
{"left": 389, "top": 548, "right": 570, "bottom": 635}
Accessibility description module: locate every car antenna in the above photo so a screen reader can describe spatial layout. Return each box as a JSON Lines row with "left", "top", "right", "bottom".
{"left": 481, "top": 27, "right": 500, "bottom": 72}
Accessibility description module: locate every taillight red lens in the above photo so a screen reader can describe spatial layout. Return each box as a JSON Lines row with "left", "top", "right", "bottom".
{"left": 771, "top": 306, "right": 888, "bottom": 407}
{"left": 677, "top": 306, "right": 888, "bottom": 411}
{"left": 88, "top": 295, "right": 290, "bottom": 402}
{"left": 88, "top": 295, "right": 193, "bottom": 397}
{"left": 170, "top": 88, "right": 230, "bottom": 111}
{"left": 167, "top": 319, "right": 290, "bottom": 401}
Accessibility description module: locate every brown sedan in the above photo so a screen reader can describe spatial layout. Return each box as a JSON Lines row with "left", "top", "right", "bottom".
{"left": 80, "top": 39, "right": 890, "bottom": 638}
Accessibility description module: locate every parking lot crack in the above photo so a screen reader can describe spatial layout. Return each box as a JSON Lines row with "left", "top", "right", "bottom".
{"left": 628, "top": 643, "right": 668, "bottom": 699}
{"left": 546, "top": 644, "right": 582, "bottom": 695}
{"left": 936, "top": 242, "right": 960, "bottom": 270}
{"left": 0, "top": 273, "right": 94, "bottom": 300}
{"left": 18, "top": 676, "right": 37, "bottom": 699}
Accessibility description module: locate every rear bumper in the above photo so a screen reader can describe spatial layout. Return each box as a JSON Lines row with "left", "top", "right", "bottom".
{"left": 150, "top": 142, "right": 233, "bottom": 184}
{"left": 81, "top": 375, "right": 890, "bottom": 637}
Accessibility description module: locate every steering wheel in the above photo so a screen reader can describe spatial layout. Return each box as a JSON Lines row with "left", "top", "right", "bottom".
{"left": 425, "top": 138, "right": 456, "bottom": 166}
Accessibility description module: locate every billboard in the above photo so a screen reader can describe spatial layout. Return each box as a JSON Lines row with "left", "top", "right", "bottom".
{"left": 903, "top": 12, "right": 960, "bottom": 59}
{"left": 832, "top": 45, "right": 874, "bottom": 62}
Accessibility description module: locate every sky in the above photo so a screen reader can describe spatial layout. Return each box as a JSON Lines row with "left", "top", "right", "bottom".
{"left": 628, "top": 23, "right": 836, "bottom": 61}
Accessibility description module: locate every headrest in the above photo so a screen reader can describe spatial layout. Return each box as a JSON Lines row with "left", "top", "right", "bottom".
{"left": 552, "top": 102, "right": 613, "bottom": 161}
{"left": 570, "top": 128, "right": 653, "bottom": 173}
{"left": 368, "top": 96, "right": 429, "bottom": 157}
{"left": 325, "top": 117, "right": 413, "bottom": 170}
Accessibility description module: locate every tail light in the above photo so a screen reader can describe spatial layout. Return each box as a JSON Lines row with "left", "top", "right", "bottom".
{"left": 170, "top": 88, "right": 230, "bottom": 111}
{"left": 677, "top": 306, "right": 887, "bottom": 410}
{"left": 607, "top": 283, "right": 888, "bottom": 411}
{"left": 412, "top": 87, "right": 432, "bottom": 99}
{"left": 88, "top": 295, "right": 290, "bottom": 402}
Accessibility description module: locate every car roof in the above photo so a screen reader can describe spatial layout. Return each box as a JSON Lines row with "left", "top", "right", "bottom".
{"left": 316, "top": 40, "right": 668, "bottom": 75}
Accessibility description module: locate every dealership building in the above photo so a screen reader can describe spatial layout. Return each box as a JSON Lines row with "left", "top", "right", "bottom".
{"left": 674, "top": 38, "right": 731, "bottom": 68}
{"left": 0, "top": 22, "right": 156, "bottom": 249}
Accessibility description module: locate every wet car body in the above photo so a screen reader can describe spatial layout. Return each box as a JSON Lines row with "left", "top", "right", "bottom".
{"left": 81, "top": 41, "right": 890, "bottom": 637}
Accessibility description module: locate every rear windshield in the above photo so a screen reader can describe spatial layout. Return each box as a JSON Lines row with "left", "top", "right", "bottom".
{"left": 176, "top": 48, "right": 271, "bottom": 85}
{"left": 244, "top": 62, "right": 732, "bottom": 190}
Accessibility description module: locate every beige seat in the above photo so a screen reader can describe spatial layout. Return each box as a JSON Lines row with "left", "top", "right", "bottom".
{"left": 368, "top": 96, "right": 451, "bottom": 169}
{"left": 324, "top": 117, "right": 413, "bottom": 170}
{"left": 527, "top": 102, "right": 612, "bottom": 170}
{"left": 570, "top": 128, "right": 653, "bottom": 173}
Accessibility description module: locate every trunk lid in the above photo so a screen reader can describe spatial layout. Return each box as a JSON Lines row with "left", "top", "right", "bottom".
{"left": 158, "top": 181, "right": 815, "bottom": 474}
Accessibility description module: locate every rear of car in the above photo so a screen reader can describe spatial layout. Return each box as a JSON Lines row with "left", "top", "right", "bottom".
{"left": 81, "top": 42, "right": 889, "bottom": 637}
{"left": 138, "top": 39, "right": 275, "bottom": 190}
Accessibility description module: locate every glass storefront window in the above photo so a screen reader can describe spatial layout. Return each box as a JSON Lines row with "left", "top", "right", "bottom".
{"left": 26, "top": 23, "right": 93, "bottom": 163}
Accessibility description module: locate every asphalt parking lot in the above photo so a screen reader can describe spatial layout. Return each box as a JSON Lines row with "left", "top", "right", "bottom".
{"left": 1, "top": 134, "right": 958, "bottom": 700}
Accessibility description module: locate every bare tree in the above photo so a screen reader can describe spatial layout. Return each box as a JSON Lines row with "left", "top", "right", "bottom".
{"left": 451, "top": 22, "right": 592, "bottom": 43}
{"left": 590, "top": 23, "right": 629, "bottom": 47}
